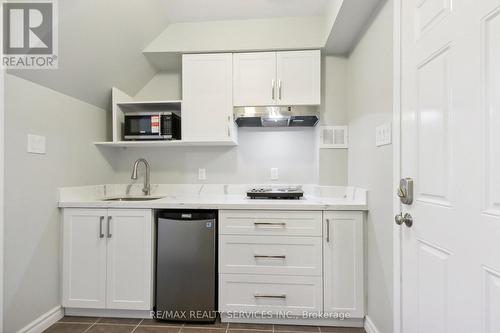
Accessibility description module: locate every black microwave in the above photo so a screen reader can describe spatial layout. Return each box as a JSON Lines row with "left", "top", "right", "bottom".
{"left": 123, "top": 112, "right": 181, "bottom": 140}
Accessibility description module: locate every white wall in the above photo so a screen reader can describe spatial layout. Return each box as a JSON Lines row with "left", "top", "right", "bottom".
{"left": 346, "top": 1, "right": 393, "bottom": 333}
{"left": 134, "top": 71, "right": 182, "bottom": 101}
{"left": 105, "top": 127, "right": 319, "bottom": 185}
{"left": 319, "top": 56, "right": 348, "bottom": 185}
{"left": 0, "top": 68, "right": 5, "bottom": 333}
{"left": 3, "top": 75, "right": 114, "bottom": 333}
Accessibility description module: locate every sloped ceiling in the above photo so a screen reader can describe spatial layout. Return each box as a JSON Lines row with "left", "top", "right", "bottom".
{"left": 324, "top": 0, "right": 384, "bottom": 55}
{"left": 157, "top": 0, "right": 330, "bottom": 22}
{"left": 7, "top": 0, "right": 381, "bottom": 109}
{"left": 9, "top": 0, "right": 171, "bottom": 110}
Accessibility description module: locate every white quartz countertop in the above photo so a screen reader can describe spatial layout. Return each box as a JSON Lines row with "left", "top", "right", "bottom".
{"left": 58, "top": 184, "right": 368, "bottom": 211}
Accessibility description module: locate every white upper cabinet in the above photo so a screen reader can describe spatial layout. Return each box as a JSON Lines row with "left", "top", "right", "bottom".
{"left": 233, "top": 52, "right": 277, "bottom": 106}
{"left": 276, "top": 50, "right": 321, "bottom": 105}
{"left": 233, "top": 50, "right": 321, "bottom": 107}
{"left": 182, "top": 53, "right": 237, "bottom": 143}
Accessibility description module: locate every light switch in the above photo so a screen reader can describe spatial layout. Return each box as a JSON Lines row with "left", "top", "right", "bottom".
{"left": 376, "top": 123, "right": 392, "bottom": 147}
{"left": 198, "top": 168, "right": 206, "bottom": 180}
{"left": 271, "top": 168, "right": 279, "bottom": 180}
{"left": 27, "top": 134, "right": 46, "bottom": 154}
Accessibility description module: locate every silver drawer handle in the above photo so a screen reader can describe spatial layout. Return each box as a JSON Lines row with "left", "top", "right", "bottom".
{"left": 254, "top": 293, "right": 287, "bottom": 299}
{"left": 254, "top": 255, "right": 286, "bottom": 259}
{"left": 254, "top": 222, "right": 286, "bottom": 227}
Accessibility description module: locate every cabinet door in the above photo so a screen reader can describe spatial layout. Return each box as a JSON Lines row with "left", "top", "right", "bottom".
{"left": 182, "top": 53, "right": 236, "bottom": 142}
{"left": 233, "top": 52, "right": 277, "bottom": 106}
{"left": 323, "top": 211, "right": 364, "bottom": 318}
{"left": 276, "top": 50, "right": 321, "bottom": 105}
{"left": 106, "top": 209, "right": 153, "bottom": 310}
{"left": 62, "top": 209, "right": 107, "bottom": 308}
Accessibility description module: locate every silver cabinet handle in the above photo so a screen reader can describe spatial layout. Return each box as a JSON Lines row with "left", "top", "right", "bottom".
{"left": 254, "top": 255, "right": 286, "bottom": 259}
{"left": 107, "top": 216, "right": 112, "bottom": 238}
{"left": 254, "top": 222, "right": 286, "bottom": 226}
{"left": 99, "top": 216, "right": 105, "bottom": 238}
{"left": 272, "top": 79, "right": 275, "bottom": 100}
{"left": 227, "top": 116, "right": 231, "bottom": 137}
{"left": 278, "top": 79, "right": 282, "bottom": 100}
{"left": 254, "top": 293, "right": 287, "bottom": 299}
{"left": 326, "top": 218, "right": 330, "bottom": 243}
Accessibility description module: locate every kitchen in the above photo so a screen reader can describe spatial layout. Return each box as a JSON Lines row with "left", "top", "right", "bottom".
{"left": 4, "top": 0, "right": 497, "bottom": 333}
{"left": 2, "top": 1, "right": 391, "bottom": 332}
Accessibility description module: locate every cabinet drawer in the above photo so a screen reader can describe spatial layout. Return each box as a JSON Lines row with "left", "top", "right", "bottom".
{"left": 219, "top": 210, "right": 322, "bottom": 236}
{"left": 219, "top": 235, "right": 322, "bottom": 276}
{"left": 219, "top": 274, "right": 322, "bottom": 315}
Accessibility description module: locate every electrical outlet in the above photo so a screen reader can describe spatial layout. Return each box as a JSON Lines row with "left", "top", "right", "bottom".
{"left": 376, "top": 123, "right": 392, "bottom": 147}
{"left": 271, "top": 168, "right": 279, "bottom": 180}
{"left": 198, "top": 168, "right": 207, "bottom": 180}
{"left": 27, "top": 134, "right": 46, "bottom": 154}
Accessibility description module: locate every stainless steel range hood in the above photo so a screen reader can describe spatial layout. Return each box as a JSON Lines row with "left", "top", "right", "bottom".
{"left": 234, "top": 106, "right": 319, "bottom": 127}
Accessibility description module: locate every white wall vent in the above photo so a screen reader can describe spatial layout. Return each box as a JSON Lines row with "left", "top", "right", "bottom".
{"left": 319, "top": 126, "right": 348, "bottom": 149}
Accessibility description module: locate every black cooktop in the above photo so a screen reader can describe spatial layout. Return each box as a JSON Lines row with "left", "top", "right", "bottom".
{"left": 247, "top": 187, "right": 304, "bottom": 200}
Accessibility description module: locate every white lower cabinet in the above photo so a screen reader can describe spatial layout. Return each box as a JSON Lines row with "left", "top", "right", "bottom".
{"left": 62, "top": 208, "right": 153, "bottom": 310}
{"left": 323, "top": 211, "right": 364, "bottom": 318}
{"left": 219, "top": 274, "right": 322, "bottom": 315}
{"left": 219, "top": 209, "right": 365, "bottom": 322}
{"left": 62, "top": 209, "right": 107, "bottom": 308}
{"left": 219, "top": 235, "right": 322, "bottom": 276}
{"left": 219, "top": 210, "right": 322, "bottom": 237}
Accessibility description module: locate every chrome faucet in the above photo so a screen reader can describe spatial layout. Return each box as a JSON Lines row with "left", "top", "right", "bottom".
{"left": 131, "top": 158, "right": 151, "bottom": 196}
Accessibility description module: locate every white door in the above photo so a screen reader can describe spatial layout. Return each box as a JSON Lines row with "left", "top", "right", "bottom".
{"left": 399, "top": 0, "right": 500, "bottom": 332}
{"left": 233, "top": 52, "right": 277, "bottom": 106}
{"left": 323, "top": 211, "right": 364, "bottom": 318}
{"left": 62, "top": 209, "right": 107, "bottom": 308}
{"left": 106, "top": 209, "right": 153, "bottom": 310}
{"left": 276, "top": 50, "right": 321, "bottom": 105}
{"left": 182, "top": 53, "right": 236, "bottom": 142}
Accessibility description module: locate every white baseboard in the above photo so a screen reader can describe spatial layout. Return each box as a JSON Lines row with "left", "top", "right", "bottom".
{"left": 364, "top": 316, "right": 381, "bottom": 333}
{"left": 220, "top": 314, "right": 364, "bottom": 328}
{"left": 17, "top": 306, "right": 64, "bottom": 333}
{"left": 64, "top": 308, "right": 152, "bottom": 319}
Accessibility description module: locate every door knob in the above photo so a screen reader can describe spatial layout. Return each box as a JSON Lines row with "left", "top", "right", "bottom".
{"left": 395, "top": 213, "right": 413, "bottom": 227}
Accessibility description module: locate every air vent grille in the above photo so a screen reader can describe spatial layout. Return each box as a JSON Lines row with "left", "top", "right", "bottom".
{"left": 319, "top": 126, "right": 348, "bottom": 149}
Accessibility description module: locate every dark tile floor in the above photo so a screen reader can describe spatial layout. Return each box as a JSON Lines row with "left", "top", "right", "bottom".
{"left": 44, "top": 317, "right": 366, "bottom": 333}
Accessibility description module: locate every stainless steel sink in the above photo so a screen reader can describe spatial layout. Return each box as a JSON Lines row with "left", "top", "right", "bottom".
{"left": 103, "top": 196, "right": 164, "bottom": 202}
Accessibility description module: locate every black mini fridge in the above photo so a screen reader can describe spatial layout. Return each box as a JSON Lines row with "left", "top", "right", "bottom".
{"left": 155, "top": 210, "right": 217, "bottom": 322}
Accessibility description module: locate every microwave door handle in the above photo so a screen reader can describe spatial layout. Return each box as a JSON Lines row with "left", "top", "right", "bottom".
{"left": 158, "top": 113, "right": 162, "bottom": 138}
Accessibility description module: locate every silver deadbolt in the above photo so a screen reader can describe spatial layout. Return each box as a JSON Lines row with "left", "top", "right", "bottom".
{"left": 397, "top": 178, "right": 413, "bottom": 205}
{"left": 395, "top": 213, "right": 413, "bottom": 227}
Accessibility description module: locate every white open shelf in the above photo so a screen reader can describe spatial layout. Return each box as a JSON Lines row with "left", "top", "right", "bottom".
{"left": 101, "top": 87, "right": 238, "bottom": 148}
{"left": 94, "top": 140, "right": 237, "bottom": 148}
{"left": 116, "top": 100, "right": 182, "bottom": 112}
